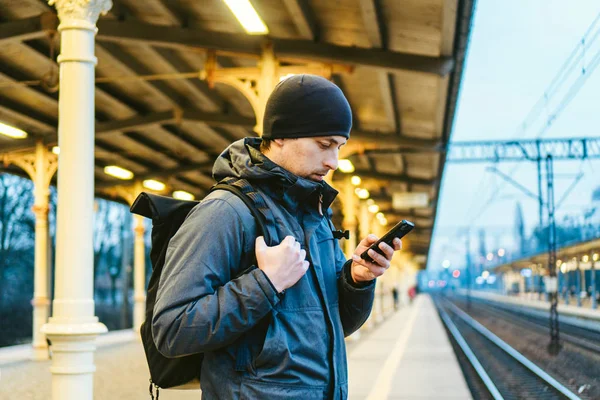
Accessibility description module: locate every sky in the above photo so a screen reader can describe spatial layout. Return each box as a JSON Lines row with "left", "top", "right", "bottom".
{"left": 428, "top": 0, "right": 600, "bottom": 271}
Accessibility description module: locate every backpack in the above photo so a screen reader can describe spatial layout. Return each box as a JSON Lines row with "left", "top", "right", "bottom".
{"left": 129, "top": 177, "right": 273, "bottom": 398}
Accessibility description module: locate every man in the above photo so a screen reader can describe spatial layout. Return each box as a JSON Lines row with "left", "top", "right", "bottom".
{"left": 152, "top": 74, "right": 402, "bottom": 399}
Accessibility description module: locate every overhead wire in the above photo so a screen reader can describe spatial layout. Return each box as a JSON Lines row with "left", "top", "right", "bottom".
{"left": 466, "top": 10, "right": 600, "bottom": 226}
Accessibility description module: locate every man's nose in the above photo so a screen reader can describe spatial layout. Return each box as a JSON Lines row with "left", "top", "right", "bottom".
{"left": 324, "top": 155, "right": 339, "bottom": 171}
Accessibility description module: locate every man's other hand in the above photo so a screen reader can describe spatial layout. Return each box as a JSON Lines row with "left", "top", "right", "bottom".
{"left": 255, "top": 236, "right": 309, "bottom": 293}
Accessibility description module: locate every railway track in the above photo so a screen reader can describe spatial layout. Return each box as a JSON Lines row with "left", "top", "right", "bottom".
{"left": 434, "top": 296, "right": 583, "bottom": 400}
{"left": 452, "top": 296, "right": 600, "bottom": 355}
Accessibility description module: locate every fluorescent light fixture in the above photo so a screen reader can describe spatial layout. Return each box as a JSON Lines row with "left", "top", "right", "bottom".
{"left": 173, "top": 190, "right": 195, "bottom": 201}
{"left": 52, "top": 146, "right": 60, "bottom": 155}
{"left": 223, "top": 0, "right": 269, "bottom": 34}
{"left": 351, "top": 176, "right": 361, "bottom": 186}
{"left": 338, "top": 159, "right": 355, "bottom": 173}
{"left": 368, "top": 204, "right": 379, "bottom": 213}
{"left": 356, "top": 188, "right": 369, "bottom": 199}
{"left": 143, "top": 179, "right": 166, "bottom": 191}
{"left": 104, "top": 165, "right": 134, "bottom": 180}
{"left": 0, "top": 121, "right": 27, "bottom": 139}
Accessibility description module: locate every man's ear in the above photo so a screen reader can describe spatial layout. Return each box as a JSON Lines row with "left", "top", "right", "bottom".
{"left": 273, "top": 139, "right": 285, "bottom": 147}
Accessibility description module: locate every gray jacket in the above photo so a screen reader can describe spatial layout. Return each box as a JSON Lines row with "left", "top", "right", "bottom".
{"left": 152, "top": 138, "right": 375, "bottom": 399}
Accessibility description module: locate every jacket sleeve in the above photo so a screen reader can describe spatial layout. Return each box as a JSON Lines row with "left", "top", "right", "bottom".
{"left": 335, "top": 242, "right": 375, "bottom": 337}
{"left": 152, "top": 194, "right": 280, "bottom": 358}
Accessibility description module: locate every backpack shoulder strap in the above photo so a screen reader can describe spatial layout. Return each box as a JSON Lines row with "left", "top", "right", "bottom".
{"left": 210, "top": 177, "right": 277, "bottom": 246}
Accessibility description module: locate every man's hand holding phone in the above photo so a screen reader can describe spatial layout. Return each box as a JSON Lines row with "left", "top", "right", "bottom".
{"left": 350, "top": 235, "right": 401, "bottom": 282}
{"left": 350, "top": 220, "right": 413, "bottom": 283}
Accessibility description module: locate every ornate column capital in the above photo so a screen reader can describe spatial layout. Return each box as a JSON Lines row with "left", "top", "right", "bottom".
{"left": 48, "top": 0, "right": 112, "bottom": 25}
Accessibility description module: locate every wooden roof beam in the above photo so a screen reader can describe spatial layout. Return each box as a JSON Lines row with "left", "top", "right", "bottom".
{"left": 0, "top": 109, "right": 255, "bottom": 154}
{"left": 335, "top": 170, "right": 435, "bottom": 186}
{"left": 95, "top": 19, "right": 454, "bottom": 75}
{"left": 95, "top": 161, "right": 213, "bottom": 189}
{"left": 97, "top": 42, "right": 187, "bottom": 107}
{"left": 350, "top": 131, "right": 441, "bottom": 150}
{"left": 283, "top": 0, "right": 319, "bottom": 41}
{"left": 0, "top": 13, "right": 57, "bottom": 44}
{"left": 151, "top": 47, "right": 226, "bottom": 111}
{"left": 359, "top": 0, "right": 386, "bottom": 49}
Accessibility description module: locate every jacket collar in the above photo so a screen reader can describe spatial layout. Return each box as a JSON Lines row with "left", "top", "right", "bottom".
{"left": 246, "top": 139, "right": 338, "bottom": 213}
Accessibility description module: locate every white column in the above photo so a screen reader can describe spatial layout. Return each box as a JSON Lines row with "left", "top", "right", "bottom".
{"left": 372, "top": 220, "right": 385, "bottom": 323}
{"left": 42, "top": 1, "right": 111, "bottom": 399}
{"left": 342, "top": 178, "right": 357, "bottom": 258}
{"left": 133, "top": 214, "right": 146, "bottom": 335}
{"left": 255, "top": 42, "right": 278, "bottom": 135}
{"left": 358, "top": 202, "right": 375, "bottom": 329}
{"left": 31, "top": 143, "right": 55, "bottom": 360}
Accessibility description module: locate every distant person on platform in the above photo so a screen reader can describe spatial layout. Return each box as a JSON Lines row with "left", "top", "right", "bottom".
{"left": 152, "top": 74, "right": 403, "bottom": 399}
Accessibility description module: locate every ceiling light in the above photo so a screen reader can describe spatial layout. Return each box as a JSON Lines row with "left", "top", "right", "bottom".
{"left": 173, "top": 190, "right": 195, "bottom": 201}
{"left": 338, "top": 159, "right": 355, "bottom": 173}
{"left": 351, "top": 176, "right": 361, "bottom": 186}
{"left": 52, "top": 146, "right": 60, "bottom": 155}
{"left": 379, "top": 217, "right": 387, "bottom": 226}
{"left": 376, "top": 212, "right": 385, "bottom": 220}
{"left": 368, "top": 204, "right": 379, "bottom": 213}
{"left": 0, "top": 121, "right": 27, "bottom": 139}
{"left": 104, "top": 165, "right": 134, "bottom": 180}
{"left": 357, "top": 188, "right": 370, "bottom": 199}
{"left": 143, "top": 179, "right": 166, "bottom": 191}
{"left": 223, "top": 0, "right": 269, "bottom": 34}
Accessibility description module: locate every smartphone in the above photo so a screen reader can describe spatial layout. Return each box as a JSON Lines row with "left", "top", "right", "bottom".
{"left": 360, "top": 220, "right": 414, "bottom": 263}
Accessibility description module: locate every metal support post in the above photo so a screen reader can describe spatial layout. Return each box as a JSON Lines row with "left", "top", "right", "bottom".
{"left": 576, "top": 257, "right": 582, "bottom": 307}
{"left": 342, "top": 177, "right": 358, "bottom": 258}
{"left": 537, "top": 152, "right": 544, "bottom": 230}
{"left": 465, "top": 231, "right": 472, "bottom": 310}
{"left": 106, "top": 183, "right": 147, "bottom": 336}
{"left": 4, "top": 142, "right": 58, "bottom": 360}
{"left": 545, "top": 155, "right": 560, "bottom": 355}
{"left": 592, "top": 254, "right": 598, "bottom": 310}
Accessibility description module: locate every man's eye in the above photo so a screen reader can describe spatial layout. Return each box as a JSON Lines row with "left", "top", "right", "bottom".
{"left": 319, "top": 142, "right": 331, "bottom": 149}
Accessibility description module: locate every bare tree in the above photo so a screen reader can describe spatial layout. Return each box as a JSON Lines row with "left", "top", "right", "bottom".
{"left": 0, "top": 173, "right": 35, "bottom": 307}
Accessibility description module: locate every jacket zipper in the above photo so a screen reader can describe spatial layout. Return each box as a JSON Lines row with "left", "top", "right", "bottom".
{"left": 318, "top": 193, "right": 323, "bottom": 216}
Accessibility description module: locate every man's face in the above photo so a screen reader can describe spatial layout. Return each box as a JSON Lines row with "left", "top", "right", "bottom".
{"left": 272, "top": 136, "right": 347, "bottom": 182}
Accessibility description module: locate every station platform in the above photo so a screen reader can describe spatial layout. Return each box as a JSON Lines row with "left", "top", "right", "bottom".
{"left": 0, "top": 294, "right": 471, "bottom": 399}
{"left": 461, "top": 289, "right": 600, "bottom": 321}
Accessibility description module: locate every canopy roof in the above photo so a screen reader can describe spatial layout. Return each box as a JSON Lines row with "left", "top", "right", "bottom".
{"left": 0, "top": 0, "right": 475, "bottom": 265}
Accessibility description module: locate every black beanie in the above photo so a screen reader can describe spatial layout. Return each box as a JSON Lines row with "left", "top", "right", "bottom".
{"left": 262, "top": 74, "right": 352, "bottom": 140}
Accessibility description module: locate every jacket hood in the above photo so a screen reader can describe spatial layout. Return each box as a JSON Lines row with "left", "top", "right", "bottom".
{"left": 212, "top": 137, "right": 338, "bottom": 211}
